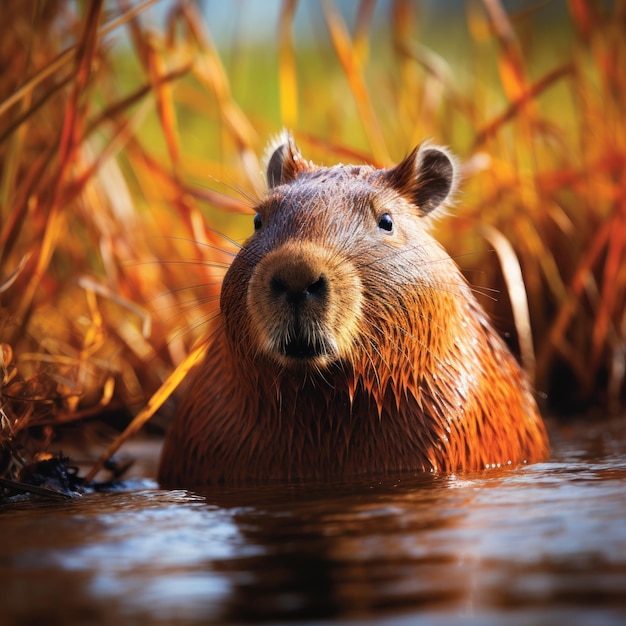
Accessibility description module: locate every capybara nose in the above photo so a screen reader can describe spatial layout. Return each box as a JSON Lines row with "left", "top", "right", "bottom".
{"left": 270, "top": 272, "right": 328, "bottom": 305}
{"left": 268, "top": 255, "right": 329, "bottom": 306}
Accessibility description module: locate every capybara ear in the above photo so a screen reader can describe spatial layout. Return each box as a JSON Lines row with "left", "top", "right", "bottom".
{"left": 266, "top": 132, "right": 313, "bottom": 188}
{"left": 383, "top": 143, "right": 458, "bottom": 216}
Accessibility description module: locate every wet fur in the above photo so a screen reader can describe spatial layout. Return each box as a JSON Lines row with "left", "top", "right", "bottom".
{"left": 159, "top": 138, "right": 549, "bottom": 486}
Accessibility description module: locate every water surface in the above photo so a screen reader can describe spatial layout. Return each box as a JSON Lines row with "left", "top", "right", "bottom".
{"left": 1, "top": 421, "right": 625, "bottom": 625}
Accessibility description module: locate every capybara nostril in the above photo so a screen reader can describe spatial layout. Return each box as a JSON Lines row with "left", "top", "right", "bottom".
{"left": 306, "top": 274, "right": 327, "bottom": 298}
{"left": 270, "top": 271, "right": 328, "bottom": 305}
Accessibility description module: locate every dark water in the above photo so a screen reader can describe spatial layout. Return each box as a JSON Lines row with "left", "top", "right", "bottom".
{"left": 1, "top": 422, "right": 625, "bottom": 626}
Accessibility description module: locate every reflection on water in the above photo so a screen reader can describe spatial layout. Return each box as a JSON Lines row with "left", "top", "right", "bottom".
{"left": 1, "top": 423, "right": 626, "bottom": 625}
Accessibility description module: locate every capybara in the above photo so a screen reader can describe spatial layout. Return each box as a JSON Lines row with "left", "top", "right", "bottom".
{"left": 158, "top": 134, "right": 549, "bottom": 486}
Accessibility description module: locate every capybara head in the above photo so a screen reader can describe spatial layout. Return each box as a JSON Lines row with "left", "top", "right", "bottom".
{"left": 221, "top": 133, "right": 459, "bottom": 373}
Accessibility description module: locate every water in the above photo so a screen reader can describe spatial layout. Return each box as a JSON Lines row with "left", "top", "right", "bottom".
{"left": 1, "top": 421, "right": 625, "bottom": 626}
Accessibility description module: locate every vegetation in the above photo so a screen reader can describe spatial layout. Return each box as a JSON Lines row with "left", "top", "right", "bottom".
{"left": 0, "top": 0, "right": 624, "bottom": 490}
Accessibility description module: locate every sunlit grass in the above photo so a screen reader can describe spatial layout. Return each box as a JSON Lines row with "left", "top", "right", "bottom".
{"left": 1, "top": 0, "right": 624, "bottom": 487}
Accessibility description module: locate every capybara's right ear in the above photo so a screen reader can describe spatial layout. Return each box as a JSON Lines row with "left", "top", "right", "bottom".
{"left": 266, "top": 132, "right": 313, "bottom": 188}
{"left": 382, "top": 142, "right": 458, "bottom": 216}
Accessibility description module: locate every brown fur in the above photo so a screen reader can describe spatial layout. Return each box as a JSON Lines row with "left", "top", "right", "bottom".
{"left": 159, "top": 135, "right": 549, "bottom": 486}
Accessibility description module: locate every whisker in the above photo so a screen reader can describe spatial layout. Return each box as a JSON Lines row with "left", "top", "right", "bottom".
{"left": 155, "top": 294, "right": 221, "bottom": 315}
{"left": 127, "top": 259, "right": 232, "bottom": 271}
{"left": 149, "top": 283, "right": 224, "bottom": 302}
{"left": 183, "top": 177, "right": 257, "bottom": 214}
{"left": 149, "top": 234, "right": 241, "bottom": 258}
{"left": 203, "top": 225, "right": 248, "bottom": 251}
{"left": 169, "top": 310, "right": 224, "bottom": 346}
{"left": 199, "top": 173, "right": 261, "bottom": 208}
{"left": 429, "top": 279, "right": 500, "bottom": 302}
{"left": 154, "top": 300, "right": 220, "bottom": 329}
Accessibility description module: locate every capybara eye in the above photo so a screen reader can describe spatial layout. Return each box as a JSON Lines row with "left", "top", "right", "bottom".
{"left": 254, "top": 214, "right": 262, "bottom": 231}
{"left": 378, "top": 213, "right": 393, "bottom": 232}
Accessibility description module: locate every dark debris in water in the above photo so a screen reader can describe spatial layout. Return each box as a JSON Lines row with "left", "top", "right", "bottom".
{"left": 0, "top": 453, "right": 83, "bottom": 501}
{"left": 0, "top": 450, "right": 141, "bottom": 503}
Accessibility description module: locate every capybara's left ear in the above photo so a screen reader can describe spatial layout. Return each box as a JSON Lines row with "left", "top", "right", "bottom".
{"left": 382, "top": 143, "right": 458, "bottom": 216}
{"left": 266, "top": 131, "right": 314, "bottom": 188}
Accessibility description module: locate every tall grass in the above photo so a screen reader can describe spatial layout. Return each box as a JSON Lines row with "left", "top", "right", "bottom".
{"left": 0, "top": 0, "right": 624, "bottom": 485}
